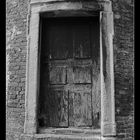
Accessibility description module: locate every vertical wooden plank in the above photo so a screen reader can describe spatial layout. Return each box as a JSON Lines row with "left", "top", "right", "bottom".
{"left": 74, "top": 24, "right": 91, "bottom": 59}
{"left": 69, "top": 86, "right": 92, "bottom": 127}
{"left": 47, "top": 22, "right": 73, "bottom": 59}
{"left": 88, "top": 16, "right": 101, "bottom": 128}
{"left": 49, "top": 66, "right": 66, "bottom": 84}
{"left": 38, "top": 60, "right": 49, "bottom": 125}
{"left": 73, "top": 66, "right": 91, "bottom": 83}
{"left": 44, "top": 87, "right": 68, "bottom": 127}
{"left": 67, "top": 66, "right": 73, "bottom": 84}
{"left": 91, "top": 61, "right": 101, "bottom": 128}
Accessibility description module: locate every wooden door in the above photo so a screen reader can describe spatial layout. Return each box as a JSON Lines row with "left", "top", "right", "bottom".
{"left": 38, "top": 17, "right": 100, "bottom": 128}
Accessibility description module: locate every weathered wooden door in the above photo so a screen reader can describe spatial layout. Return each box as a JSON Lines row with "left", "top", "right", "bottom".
{"left": 38, "top": 17, "right": 100, "bottom": 128}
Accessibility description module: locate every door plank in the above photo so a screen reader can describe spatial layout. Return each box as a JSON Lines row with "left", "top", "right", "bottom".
{"left": 48, "top": 23, "right": 73, "bottom": 59}
{"left": 74, "top": 25, "right": 91, "bottom": 59}
{"left": 69, "top": 89, "right": 92, "bottom": 127}
{"left": 45, "top": 87, "right": 68, "bottom": 127}
{"left": 92, "top": 61, "right": 101, "bottom": 128}
{"left": 73, "top": 66, "right": 91, "bottom": 84}
{"left": 49, "top": 66, "right": 66, "bottom": 84}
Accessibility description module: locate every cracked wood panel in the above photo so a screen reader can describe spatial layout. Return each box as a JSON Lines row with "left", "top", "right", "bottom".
{"left": 73, "top": 66, "right": 91, "bottom": 84}
{"left": 69, "top": 85, "right": 92, "bottom": 127}
{"left": 44, "top": 86, "right": 68, "bottom": 127}
{"left": 49, "top": 66, "right": 66, "bottom": 84}
{"left": 67, "top": 63, "right": 92, "bottom": 84}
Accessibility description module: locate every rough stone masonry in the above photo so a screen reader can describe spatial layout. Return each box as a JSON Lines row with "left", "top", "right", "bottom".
{"left": 6, "top": 0, "right": 134, "bottom": 140}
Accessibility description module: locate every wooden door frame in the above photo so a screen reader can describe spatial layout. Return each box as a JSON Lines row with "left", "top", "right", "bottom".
{"left": 24, "top": 0, "right": 116, "bottom": 138}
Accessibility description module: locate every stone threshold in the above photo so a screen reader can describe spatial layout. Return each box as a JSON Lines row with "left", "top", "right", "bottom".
{"left": 33, "top": 128, "right": 101, "bottom": 139}
{"left": 34, "top": 133, "right": 101, "bottom": 140}
{"left": 39, "top": 127, "right": 101, "bottom": 135}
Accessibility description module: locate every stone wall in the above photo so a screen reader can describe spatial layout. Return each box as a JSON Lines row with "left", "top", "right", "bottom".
{"left": 112, "top": 0, "right": 134, "bottom": 139}
{"left": 6, "top": 0, "right": 134, "bottom": 140}
{"left": 6, "top": 0, "right": 28, "bottom": 139}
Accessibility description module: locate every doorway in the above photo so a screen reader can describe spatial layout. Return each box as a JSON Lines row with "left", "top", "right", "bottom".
{"left": 38, "top": 17, "right": 100, "bottom": 130}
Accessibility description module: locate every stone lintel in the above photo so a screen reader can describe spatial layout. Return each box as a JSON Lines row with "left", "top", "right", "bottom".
{"left": 30, "top": 1, "right": 112, "bottom": 14}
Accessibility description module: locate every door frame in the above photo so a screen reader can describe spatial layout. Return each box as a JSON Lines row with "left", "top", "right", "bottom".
{"left": 24, "top": 0, "right": 116, "bottom": 138}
